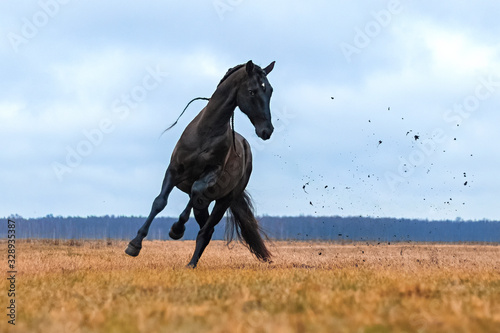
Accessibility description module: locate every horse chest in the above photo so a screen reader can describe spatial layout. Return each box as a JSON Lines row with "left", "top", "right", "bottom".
{"left": 174, "top": 143, "right": 245, "bottom": 196}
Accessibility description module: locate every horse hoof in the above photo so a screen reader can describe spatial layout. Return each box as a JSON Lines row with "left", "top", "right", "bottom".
{"left": 186, "top": 262, "right": 197, "bottom": 269}
{"left": 169, "top": 224, "right": 185, "bottom": 240}
{"left": 125, "top": 243, "right": 141, "bottom": 257}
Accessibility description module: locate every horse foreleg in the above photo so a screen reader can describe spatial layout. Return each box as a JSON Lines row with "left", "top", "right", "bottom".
{"left": 169, "top": 199, "right": 209, "bottom": 240}
{"left": 186, "top": 197, "right": 231, "bottom": 268}
{"left": 125, "top": 168, "right": 175, "bottom": 256}
{"left": 169, "top": 201, "right": 192, "bottom": 240}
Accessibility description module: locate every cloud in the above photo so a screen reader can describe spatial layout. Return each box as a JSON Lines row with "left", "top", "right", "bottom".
{"left": 1, "top": 1, "right": 500, "bottom": 220}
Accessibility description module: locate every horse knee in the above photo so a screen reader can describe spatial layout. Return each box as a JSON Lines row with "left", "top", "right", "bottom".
{"left": 152, "top": 196, "right": 167, "bottom": 213}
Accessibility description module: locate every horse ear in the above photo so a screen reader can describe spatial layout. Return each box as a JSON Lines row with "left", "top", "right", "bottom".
{"left": 263, "top": 61, "right": 275, "bottom": 75}
{"left": 246, "top": 60, "right": 254, "bottom": 75}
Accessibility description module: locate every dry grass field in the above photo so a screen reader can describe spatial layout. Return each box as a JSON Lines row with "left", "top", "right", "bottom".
{"left": 1, "top": 239, "right": 499, "bottom": 333}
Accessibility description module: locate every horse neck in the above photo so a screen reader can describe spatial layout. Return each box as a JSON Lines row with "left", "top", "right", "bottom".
{"left": 199, "top": 78, "right": 240, "bottom": 136}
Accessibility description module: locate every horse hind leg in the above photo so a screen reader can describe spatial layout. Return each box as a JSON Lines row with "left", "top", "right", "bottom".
{"left": 194, "top": 206, "right": 209, "bottom": 229}
{"left": 187, "top": 197, "right": 231, "bottom": 268}
{"left": 169, "top": 201, "right": 192, "bottom": 240}
{"left": 125, "top": 168, "right": 175, "bottom": 256}
{"left": 185, "top": 167, "right": 226, "bottom": 268}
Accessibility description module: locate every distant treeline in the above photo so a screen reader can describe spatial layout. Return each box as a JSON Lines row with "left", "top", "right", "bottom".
{"left": 3, "top": 215, "right": 500, "bottom": 243}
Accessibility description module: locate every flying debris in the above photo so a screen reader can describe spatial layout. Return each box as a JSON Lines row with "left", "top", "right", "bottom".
{"left": 302, "top": 182, "right": 309, "bottom": 194}
{"left": 414, "top": 135, "right": 420, "bottom": 141}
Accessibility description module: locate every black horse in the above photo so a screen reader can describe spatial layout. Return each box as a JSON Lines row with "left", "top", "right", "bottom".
{"left": 125, "top": 60, "right": 276, "bottom": 268}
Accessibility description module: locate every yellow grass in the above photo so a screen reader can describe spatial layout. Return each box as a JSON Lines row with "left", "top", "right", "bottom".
{"left": 1, "top": 239, "right": 499, "bottom": 332}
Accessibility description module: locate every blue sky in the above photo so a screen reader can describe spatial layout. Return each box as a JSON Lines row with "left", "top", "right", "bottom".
{"left": 1, "top": 0, "right": 500, "bottom": 220}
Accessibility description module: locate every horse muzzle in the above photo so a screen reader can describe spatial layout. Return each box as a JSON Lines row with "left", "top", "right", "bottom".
{"left": 256, "top": 124, "right": 274, "bottom": 140}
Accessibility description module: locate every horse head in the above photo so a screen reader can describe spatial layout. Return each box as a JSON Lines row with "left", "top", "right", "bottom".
{"left": 237, "top": 60, "right": 275, "bottom": 140}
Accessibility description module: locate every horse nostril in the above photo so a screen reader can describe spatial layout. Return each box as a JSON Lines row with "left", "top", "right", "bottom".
{"left": 261, "top": 129, "right": 271, "bottom": 140}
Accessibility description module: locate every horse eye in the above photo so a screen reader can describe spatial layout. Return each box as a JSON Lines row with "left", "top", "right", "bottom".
{"left": 248, "top": 89, "right": 255, "bottom": 96}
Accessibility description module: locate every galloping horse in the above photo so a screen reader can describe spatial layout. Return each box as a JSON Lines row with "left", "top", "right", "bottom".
{"left": 125, "top": 60, "right": 275, "bottom": 268}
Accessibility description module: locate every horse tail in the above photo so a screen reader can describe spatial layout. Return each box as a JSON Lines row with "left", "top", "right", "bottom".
{"left": 225, "top": 191, "right": 271, "bottom": 262}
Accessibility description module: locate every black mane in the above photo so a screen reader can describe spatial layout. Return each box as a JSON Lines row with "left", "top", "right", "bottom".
{"left": 217, "top": 63, "right": 266, "bottom": 87}
{"left": 217, "top": 64, "right": 245, "bottom": 87}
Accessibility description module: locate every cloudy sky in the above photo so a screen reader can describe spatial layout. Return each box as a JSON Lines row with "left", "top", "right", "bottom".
{"left": 2, "top": 1, "right": 500, "bottom": 221}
